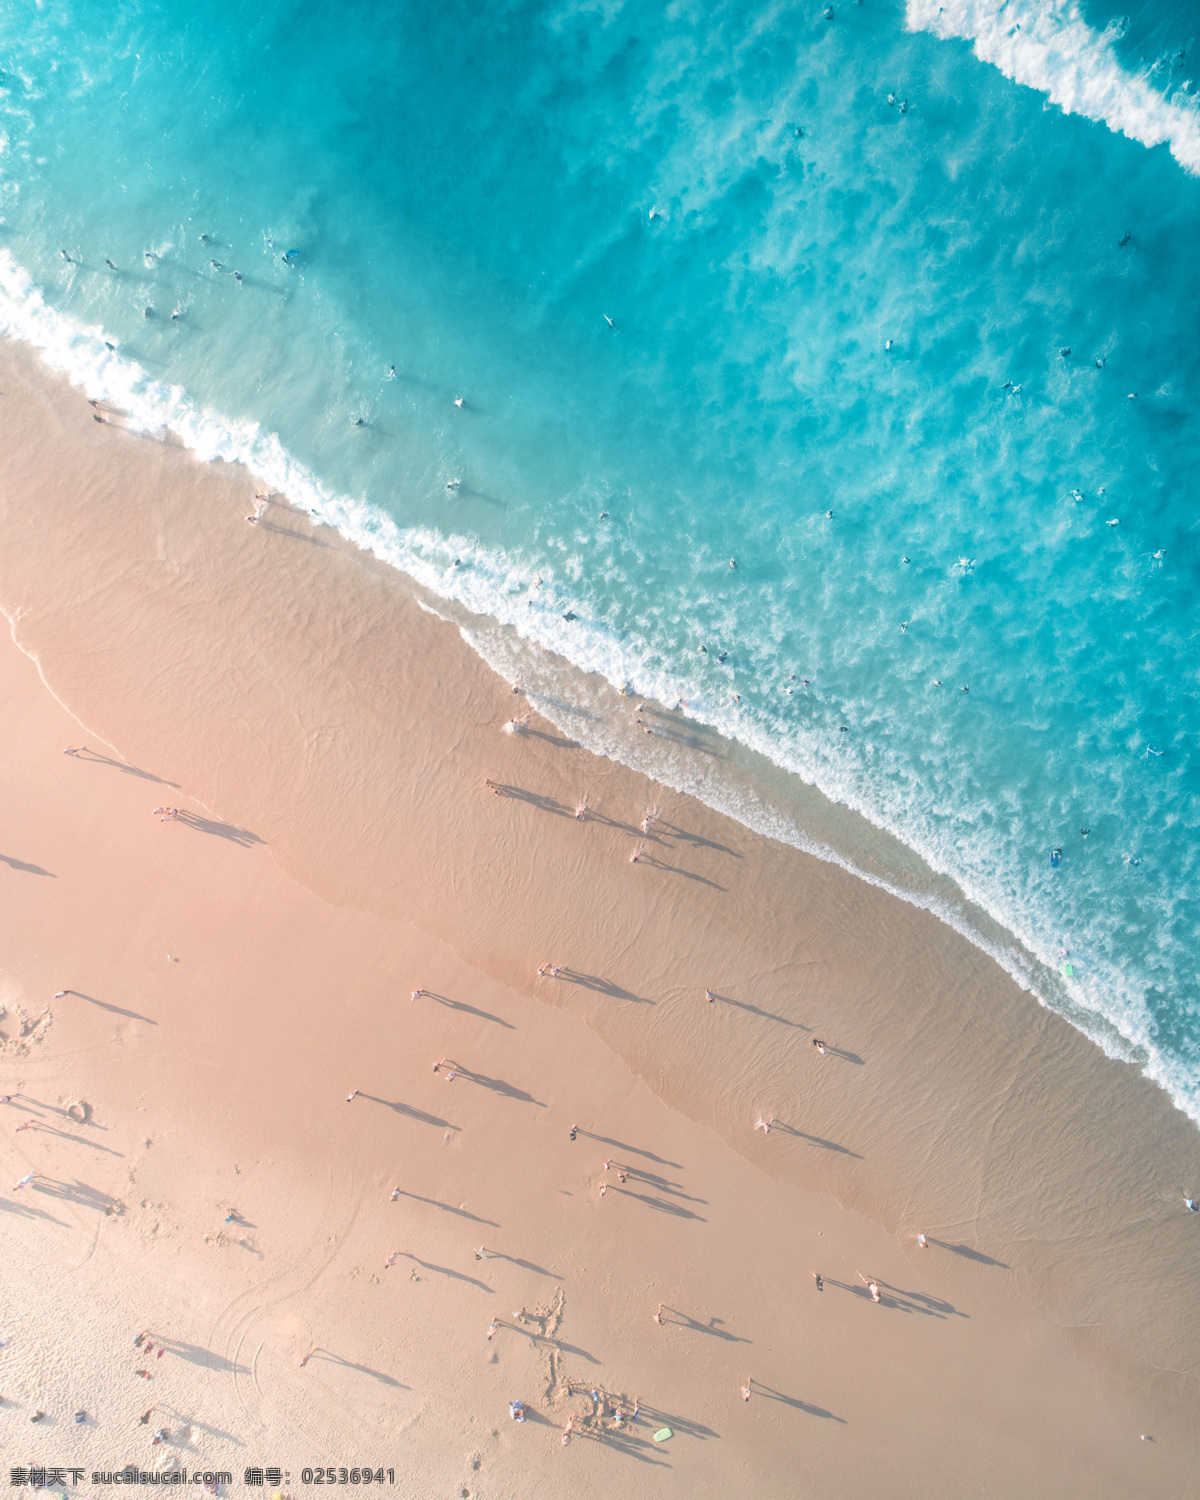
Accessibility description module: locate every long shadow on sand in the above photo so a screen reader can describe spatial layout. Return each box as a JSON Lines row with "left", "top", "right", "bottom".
{"left": 748, "top": 1380, "right": 846, "bottom": 1421}
{"left": 398, "top": 1253, "right": 492, "bottom": 1294}
{"left": 68, "top": 990, "right": 157, "bottom": 1024}
{"left": 655, "top": 820, "right": 741, "bottom": 857}
{"left": 658, "top": 1308, "right": 750, "bottom": 1344}
{"left": 769, "top": 1120, "right": 862, "bottom": 1158}
{"left": 613, "top": 1186, "right": 707, "bottom": 1222}
{"left": 158, "top": 1409, "right": 246, "bottom": 1447}
{"left": 309, "top": 1349, "right": 407, "bottom": 1386}
{"left": 75, "top": 748, "right": 179, "bottom": 787}
{"left": 621, "top": 1168, "right": 706, "bottom": 1205}
{"left": 0, "top": 854, "right": 54, "bottom": 876}
{"left": 176, "top": 811, "right": 264, "bottom": 847}
{"left": 484, "top": 1249, "right": 559, "bottom": 1277}
{"left": 928, "top": 1238, "right": 1008, "bottom": 1268}
{"left": 521, "top": 727, "right": 580, "bottom": 750}
{"left": 634, "top": 1401, "right": 719, "bottom": 1440}
{"left": 567, "top": 1425, "right": 671, "bottom": 1467}
{"left": 360, "top": 1095, "right": 460, "bottom": 1131}
{"left": 506, "top": 1323, "right": 600, "bottom": 1364}
{"left": 636, "top": 853, "right": 727, "bottom": 891}
{"left": 825, "top": 1277, "right": 966, "bottom": 1319}
{"left": 29, "top": 1175, "right": 121, "bottom": 1214}
{"left": 453, "top": 1068, "right": 546, "bottom": 1107}
{"left": 418, "top": 991, "right": 514, "bottom": 1029}
{"left": 27, "top": 1123, "right": 123, "bottom": 1157}
{"left": 576, "top": 1130, "right": 682, "bottom": 1170}
{"left": 258, "top": 519, "right": 330, "bottom": 547}
{"left": 578, "top": 808, "right": 645, "bottom": 837}
{"left": 10, "top": 1094, "right": 109, "bottom": 1129}
{"left": 559, "top": 968, "right": 650, "bottom": 1004}
{"left": 0, "top": 1195, "right": 68, "bottom": 1226}
{"left": 490, "top": 783, "right": 573, "bottom": 817}
{"left": 708, "top": 991, "right": 806, "bottom": 1029}
{"left": 157, "top": 1340, "right": 248, "bottom": 1374}
{"left": 397, "top": 1191, "right": 498, "bottom": 1227}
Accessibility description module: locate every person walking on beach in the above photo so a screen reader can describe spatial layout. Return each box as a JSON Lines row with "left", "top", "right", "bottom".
{"left": 300, "top": 1349, "right": 314, "bottom": 1367}
{"left": 814, "top": 1272, "right": 823, "bottom": 1291}
{"left": 917, "top": 1233, "right": 928, "bottom": 1249}
{"left": 411, "top": 989, "right": 422, "bottom": 1003}
{"left": 705, "top": 988, "right": 716, "bottom": 1003}
{"left": 653, "top": 1304, "right": 664, "bottom": 1325}
{"left": 741, "top": 1380, "right": 752, "bottom": 1401}
{"left": 812, "top": 1038, "right": 828, "bottom": 1054}
{"left": 861, "top": 1274, "right": 881, "bottom": 1302}
{"left": 487, "top": 1319, "right": 498, "bottom": 1340}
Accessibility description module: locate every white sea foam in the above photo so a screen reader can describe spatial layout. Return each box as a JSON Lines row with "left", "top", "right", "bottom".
{"left": 907, "top": 0, "right": 1200, "bottom": 174}
{"left": 0, "top": 246, "right": 1194, "bottom": 1123}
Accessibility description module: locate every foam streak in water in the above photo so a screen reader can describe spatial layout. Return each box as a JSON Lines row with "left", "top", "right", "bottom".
{"left": 907, "top": 0, "right": 1200, "bottom": 173}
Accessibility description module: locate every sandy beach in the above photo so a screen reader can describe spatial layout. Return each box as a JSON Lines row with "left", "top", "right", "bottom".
{"left": 1, "top": 337, "right": 1198, "bottom": 1497}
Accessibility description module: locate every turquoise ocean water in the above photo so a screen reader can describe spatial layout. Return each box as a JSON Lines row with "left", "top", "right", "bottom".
{"left": 1, "top": 0, "right": 1198, "bottom": 1116}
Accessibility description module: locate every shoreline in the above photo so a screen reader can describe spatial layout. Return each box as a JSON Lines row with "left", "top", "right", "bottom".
{"left": 1, "top": 334, "right": 1199, "bottom": 1492}
{"left": 0, "top": 253, "right": 1173, "bottom": 1118}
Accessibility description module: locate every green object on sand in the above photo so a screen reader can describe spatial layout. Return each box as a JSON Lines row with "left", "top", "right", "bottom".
{"left": 1063, "top": 962, "right": 1074, "bottom": 978}
{"left": 653, "top": 1427, "right": 673, "bottom": 1442}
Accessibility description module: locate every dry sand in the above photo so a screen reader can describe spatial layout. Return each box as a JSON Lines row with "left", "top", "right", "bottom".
{"left": 0, "top": 337, "right": 1198, "bottom": 1497}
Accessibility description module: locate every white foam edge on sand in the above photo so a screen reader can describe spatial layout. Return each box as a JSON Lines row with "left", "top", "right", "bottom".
{"left": 1, "top": 243, "right": 1193, "bottom": 1125}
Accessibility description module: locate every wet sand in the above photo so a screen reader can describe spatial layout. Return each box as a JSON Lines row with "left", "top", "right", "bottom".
{"left": 0, "top": 336, "right": 1197, "bottom": 1496}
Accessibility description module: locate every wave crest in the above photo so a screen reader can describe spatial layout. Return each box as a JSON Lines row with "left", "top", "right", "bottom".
{"left": 907, "top": 0, "right": 1200, "bottom": 174}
